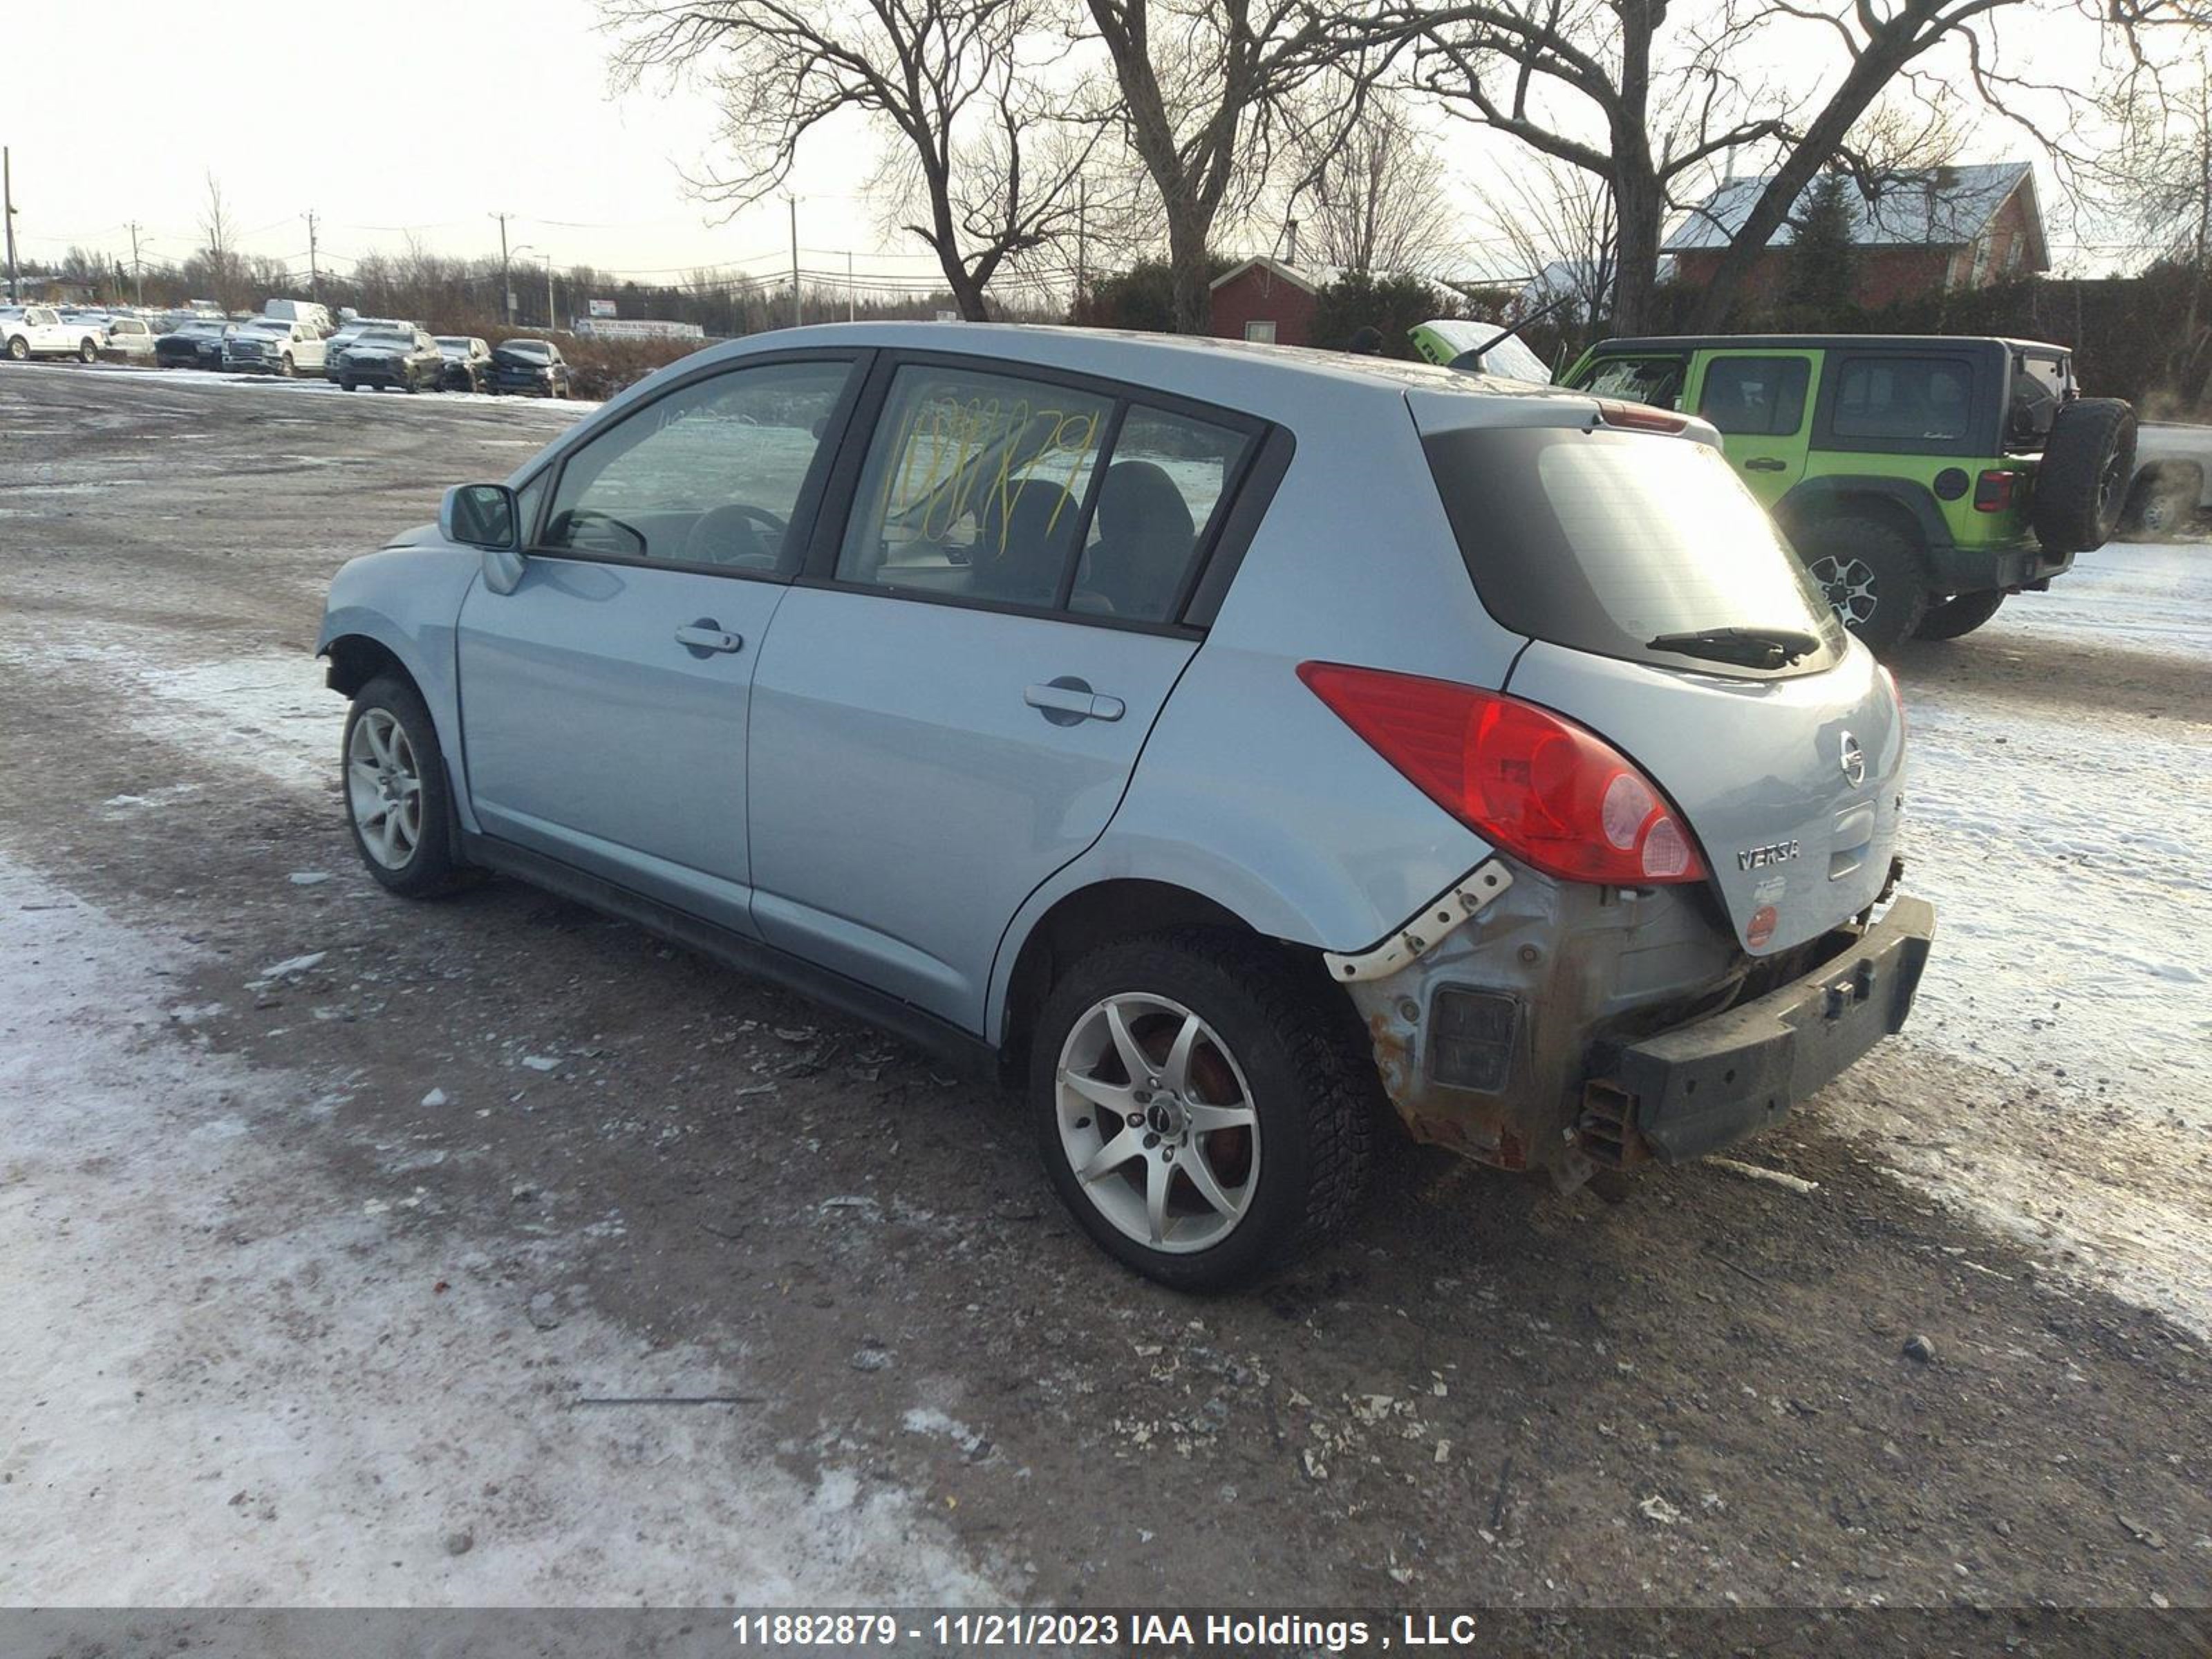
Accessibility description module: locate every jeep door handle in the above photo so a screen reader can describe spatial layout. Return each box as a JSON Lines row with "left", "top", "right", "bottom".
{"left": 674, "top": 621, "right": 744, "bottom": 655}
{"left": 1741, "top": 456, "right": 1788, "bottom": 473}
{"left": 1025, "top": 678, "right": 1125, "bottom": 725}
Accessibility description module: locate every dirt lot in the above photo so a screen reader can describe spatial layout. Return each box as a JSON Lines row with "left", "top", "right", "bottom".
{"left": 2, "top": 365, "right": 2209, "bottom": 1629}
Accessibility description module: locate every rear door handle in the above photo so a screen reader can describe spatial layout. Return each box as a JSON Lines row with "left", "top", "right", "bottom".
{"left": 1741, "top": 456, "right": 1788, "bottom": 473}
{"left": 675, "top": 620, "right": 744, "bottom": 655}
{"left": 1025, "top": 677, "right": 1125, "bottom": 725}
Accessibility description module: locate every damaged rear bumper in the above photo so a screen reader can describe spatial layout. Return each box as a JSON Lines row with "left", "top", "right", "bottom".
{"left": 1589, "top": 895, "right": 1935, "bottom": 1163}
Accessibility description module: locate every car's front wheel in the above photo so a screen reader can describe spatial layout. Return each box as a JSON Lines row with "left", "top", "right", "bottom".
{"left": 1031, "top": 930, "right": 1374, "bottom": 1291}
{"left": 1797, "top": 515, "right": 1927, "bottom": 655}
{"left": 343, "top": 675, "right": 469, "bottom": 898}
{"left": 6, "top": 336, "right": 29, "bottom": 361}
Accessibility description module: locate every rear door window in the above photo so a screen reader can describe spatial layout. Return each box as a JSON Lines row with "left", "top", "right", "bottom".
{"left": 1423, "top": 426, "right": 1844, "bottom": 677}
{"left": 1831, "top": 356, "right": 1973, "bottom": 442}
{"left": 1696, "top": 355, "right": 1810, "bottom": 436}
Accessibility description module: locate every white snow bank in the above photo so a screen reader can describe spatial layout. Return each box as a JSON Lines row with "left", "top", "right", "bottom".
{"left": 1974, "top": 540, "right": 2208, "bottom": 659}
{"left": 0, "top": 856, "right": 999, "bottom": 1604}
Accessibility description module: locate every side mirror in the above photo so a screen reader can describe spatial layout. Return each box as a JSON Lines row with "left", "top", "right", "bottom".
{"left": 440, "top": 482, "right": 519, "bottom": 551}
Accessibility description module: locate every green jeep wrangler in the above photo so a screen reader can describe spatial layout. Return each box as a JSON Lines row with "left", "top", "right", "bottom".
{"left": 1558, "top": 335, "right": 2138, "bottom": 651}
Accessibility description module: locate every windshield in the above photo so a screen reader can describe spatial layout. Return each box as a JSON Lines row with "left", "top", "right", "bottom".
{"left": 1424, "top": 424, "right": 1844, "bottom": 678}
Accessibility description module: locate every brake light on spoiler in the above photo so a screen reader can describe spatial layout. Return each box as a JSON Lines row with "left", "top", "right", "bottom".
{"left": 1297, "top": 663, "right": 1706, "bottom": 885}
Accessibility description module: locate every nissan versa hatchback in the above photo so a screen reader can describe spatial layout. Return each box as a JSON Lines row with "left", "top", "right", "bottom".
{"left": 318, "top": 325, "right": 1936, "bottom": 1291}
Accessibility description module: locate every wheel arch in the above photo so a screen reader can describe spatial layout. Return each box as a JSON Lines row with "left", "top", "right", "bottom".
{"left": 1775, "top": 476, "right": 1943, "bottom": 556}
{"left": 991, "top": 877, "right": 1317, "bottom": 1087}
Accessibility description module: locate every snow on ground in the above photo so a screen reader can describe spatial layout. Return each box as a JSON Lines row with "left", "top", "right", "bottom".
{"left": 0, "top": 631, "right": 341, "bottom": 794}
{"left": 0, "top": 853, "right": 1000, "bottom": 1604}
{"left": 1970, "top": 536, "right": 2209, "bottom": 658}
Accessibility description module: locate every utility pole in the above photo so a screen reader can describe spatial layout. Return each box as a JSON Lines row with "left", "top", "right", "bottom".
{"left": 304, "top": 210, "right": 320, "bottom": 305}
{"left": 492, "top": 211, "right": 514, "bottom": 326}
{"left": 3, "top": 147, "right": 18, "bottom": 304}
{"left": 545, "top": 253, "right": 556, "bottom": 332}
{"left": 787, "top": 197, "right": 800, "bottom": 330}
{"left": 846, "top": 249, "right": 855, "bottom": 322}
{"left": 126, "top": 222, "right": 145, "bottom": 308}
{"left": 1076, "top": 177, "right": 1087, "bottom": 312}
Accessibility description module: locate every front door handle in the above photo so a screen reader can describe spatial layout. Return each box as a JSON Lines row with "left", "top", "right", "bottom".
{"left": 1025, "top": 677, "right": 1125, "bottom": 726}
{"left": 1741, "top": 456, "right": 1788, "bottom": 473}
{"left": 675, "top": 619, "right": 744, "bottom": 655}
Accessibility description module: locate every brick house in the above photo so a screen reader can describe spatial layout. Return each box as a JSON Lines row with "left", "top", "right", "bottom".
{"left": 1207, "top": 256, "right": 1344, "bottom": 347}
{"left": 1665, "top": 162, "right": 2048, "bottom": 310}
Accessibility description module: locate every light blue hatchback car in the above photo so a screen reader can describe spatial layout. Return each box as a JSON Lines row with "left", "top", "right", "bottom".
{"left": 319, "top": 323, "right": 1935, "bottom": 1289}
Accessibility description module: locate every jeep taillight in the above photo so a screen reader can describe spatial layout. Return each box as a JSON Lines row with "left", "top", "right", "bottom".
{"left": 1297, "top": 663, "right": 1705, "bottom": 885}
{"left": 1974, "top": 469, "right": 2017, "bottom": 512}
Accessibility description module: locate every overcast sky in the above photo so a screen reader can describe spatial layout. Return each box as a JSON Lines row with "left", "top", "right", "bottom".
{"left": 7, "top": 0, "right": 2134, "bottom": 296}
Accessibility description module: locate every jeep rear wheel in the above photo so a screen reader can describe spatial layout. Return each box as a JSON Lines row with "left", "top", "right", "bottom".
{"left": 2032, "top": 398, "right": 2137, "bottom": 553}
{"left": 1798, "top": 516, "right": 1927, "bottom": 655}
{"left": 1913, "top": 588, "right": 2006, "bottom": 641}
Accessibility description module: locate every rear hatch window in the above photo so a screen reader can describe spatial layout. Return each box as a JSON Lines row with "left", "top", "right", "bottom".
{"left": 1423, "top": 424, "right": 1845, "bottom": 679}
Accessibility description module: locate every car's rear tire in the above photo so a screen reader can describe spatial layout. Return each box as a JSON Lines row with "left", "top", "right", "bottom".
{"left": 2124, "top": 470, "right": 2197, "bottom": 539}
{"left": 1031, "top": 929, "right": 1375, "bottom": 1292}
{"left": 78, "top": 337, "right": 100, "bottom": 364}
{"left": 2033, "top": 398, "right": 2137, "bottom": 553}
{"left": 342, "top": 675, "right": 470, "bottom": 899}
{"left": 1797, "top": 515, "right": 1927, "bottom": 655}
{"left": 1913, "top": 588, "right": 2006, "bottom": 640}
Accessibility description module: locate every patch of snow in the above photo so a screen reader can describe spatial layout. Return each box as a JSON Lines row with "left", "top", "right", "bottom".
{"left": 259, "top": 950, "right": 327, "bottom": 979}
{"left": 1976, "top": 541, "right": 2208, "bottom": 659}
{"left": 0, "top": 854, "right": 999, "bottom": 1604}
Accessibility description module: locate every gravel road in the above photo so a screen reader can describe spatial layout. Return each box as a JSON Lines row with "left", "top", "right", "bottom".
{"left": 3, "top": 364, "right": 2207, "bottom": 1628}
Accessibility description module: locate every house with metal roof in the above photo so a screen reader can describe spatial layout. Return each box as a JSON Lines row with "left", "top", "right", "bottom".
{"left": 1665, "top": 162, "right": 2048, "bottom": 310}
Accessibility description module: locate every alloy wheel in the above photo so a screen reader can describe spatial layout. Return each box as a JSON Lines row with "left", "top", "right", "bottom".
{"left": 1808, "top": 554, "right": 1879, "bottom": 629}
{"left": 347, "top": 709, "right": 424, "bottom": 870}
{"left": 1055, "top": 993, "right": 1259, "bottom": 1253}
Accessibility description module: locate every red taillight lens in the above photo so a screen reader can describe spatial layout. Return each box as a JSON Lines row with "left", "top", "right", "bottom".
{"left": 1595, "top": 398, "right": 1689, "bottom": 435}
{"left": 1297, "top": 662, "right": 1706, "bottom": 885}
{"left": 1973, "top": 469, "right": 2016, "bottom": 512}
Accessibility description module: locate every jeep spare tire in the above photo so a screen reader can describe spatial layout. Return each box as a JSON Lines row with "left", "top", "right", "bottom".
{"left": 2032, "top": 397, "right": 2136, "bottom": 553}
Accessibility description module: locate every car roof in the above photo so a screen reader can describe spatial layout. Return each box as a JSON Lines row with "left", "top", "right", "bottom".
{"left": 1587, "top": 333, "right": 2067, "bottom": 357}
{"left": 679, "top": 321, "right": 1588, "bottom": 426}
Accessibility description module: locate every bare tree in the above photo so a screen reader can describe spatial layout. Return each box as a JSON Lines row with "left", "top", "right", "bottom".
{"left": 1392, "top": 0, "right": 2199, "bottom": 335}
{"left": 605, "top": 0, "right": 1097, "bottom": 321}
{"left": 2097, "top": 53, "right": 2212, "bottom": 395}
{"left": 1474, "top": 151, "right": 1618, "bottom": 334}
{"left": 1085, "top": 0, "right": 1371, "bottom": 332}
{"left": 198, "top": 173, "right": 243, "bottom": 312}
{"left": 1277, "top": 88, "right": 1459, "bottom": 274}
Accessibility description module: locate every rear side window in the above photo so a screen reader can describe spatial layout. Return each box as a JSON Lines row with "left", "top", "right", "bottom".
{"left": 1074, "top": 407, "right": 1251, "bottom": 622}
{"left": 1697, "top": 357, "right": 1809, "bottom": 436}
{"left": 2007, "top": 354, "right": 2069, "bottom": 451}
{"left": 1573, "top": 355, "right": 1687, "bottom": 411}
{"left": 1424, "top": 427, "right": 1843, "bottom": 677}
{"left": 1832, "top": 356, "right": 1971, "bottom": 442}
{"left": 837, "top": 363, "right": 1113, "bottom": 609}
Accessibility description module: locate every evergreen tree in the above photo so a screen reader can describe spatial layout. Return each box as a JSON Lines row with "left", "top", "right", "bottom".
{"left": 1785, "top": 172, "right": 1862, "bottom": 323}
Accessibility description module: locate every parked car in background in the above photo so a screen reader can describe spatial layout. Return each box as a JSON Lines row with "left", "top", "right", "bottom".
{"left": 1559, "top": 335, "right": 2137, "bottom": 650}
{"left": 262, "top": 298, "right": 335, "bottom": 335}
{"left": 322, "top": 316, "right": 417, "bottom": 382}
{"left": 2124, "top": 424, "right": 2212, "bottom": 538}
{"left": 487, "top": 337, "right": 572, "bottom": 397}
{"left": 2, "top": 304, "right": 106, "bottom": 363}
{"left": 102, "top": 315, "right": 159, "bottom": 359}
{"left": 223, "top": 318, "right": 328, "bottom": 377}
{"left": 337, "top": 326, "right": 444, "bottom": 393}
{"left": 435, "top": 335, "right": 496, "bottom": 393}
{"left": 154, "top": 319, "right": 234, "bottom": 370}
{"left": 317, "top": 324, "right": 1933, "bottom": 1290}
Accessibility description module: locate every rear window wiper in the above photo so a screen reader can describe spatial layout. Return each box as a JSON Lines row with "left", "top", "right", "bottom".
{"left": 1647, "top": 626, "right": 1821, "bottom": 669}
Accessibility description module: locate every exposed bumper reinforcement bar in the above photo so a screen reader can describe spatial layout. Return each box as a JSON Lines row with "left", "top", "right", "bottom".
{"left": 1591, "top": 895, "right": 1937, "bottom": 1164}
{"left": 1322, "top": 859, "right": 1515, "bottom": 984}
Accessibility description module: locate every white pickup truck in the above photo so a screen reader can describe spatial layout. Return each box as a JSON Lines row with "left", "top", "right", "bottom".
{"left": 1, "top": 305, "right": 106, "bottom": 364}
{"left": 2126, "top": 424, "right": 2211, "bottom": 538}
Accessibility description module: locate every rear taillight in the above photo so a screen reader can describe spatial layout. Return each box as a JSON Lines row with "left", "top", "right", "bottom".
{"left": 1974, "top": 469, "right": 2017, "bottom": 512}
{"left": 1595, "top": 399, "right": 1689, "bottom": 435}
{"left": 1297, "top": 663, "right": 1705, "bottom": 885}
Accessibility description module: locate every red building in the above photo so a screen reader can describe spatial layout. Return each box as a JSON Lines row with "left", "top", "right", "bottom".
{"left": 1206, "top": 256, "right": 1341, "bottom": 347}
{"left": 1665, "top": 163, "right": 2048, "bottom": 310}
